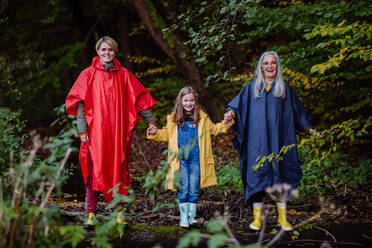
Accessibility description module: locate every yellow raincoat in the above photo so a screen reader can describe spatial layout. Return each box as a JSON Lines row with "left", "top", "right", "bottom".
{"left": 147, "top": 110, "right": 234, "bottom": 190}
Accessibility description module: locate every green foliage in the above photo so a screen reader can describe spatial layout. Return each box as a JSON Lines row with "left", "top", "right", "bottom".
{"left": 0, "top": 104, "right": 85, "bottom": 247}
{"left": 81, "top": 188, "right": 141, "bottom": 248}
{"left": 44, "top": 104, "right": 79, "bottom": 166}
{"left": 176, "top": 216, "right": 263, "bottom": 248}
{"left": 298, "top": 117, "right": 372, "bottom": 164}
{"left": 253, "top": 144, "right": 295, "bottom": 171}
{"left": 0, "top": 143, "right": 86, "bottom": 247}
{"left": 298, "top": 151, "right": 371, "bottom": 199}
{"left": 178, "top": 0, "right": 371, "bottom": 126}
{"left": 176, "top": 231, "right": 201, "bottom": 248}
{"left": 142, "top": 161, "right": 174, "bottom": 209}
{"left": 0, "top": 43, "right": 85, "bottom": 121}
{"left": 296, "top": 117, "right": 372, "bottom": 199}
{"left": 0, "top": 107, "right": 27, "bottom": 175}
{"left": 216, "top": 163, "right": 243, "bottom": 193}
{"left": 305, "top": 21, "right": 371, "bottom": 78}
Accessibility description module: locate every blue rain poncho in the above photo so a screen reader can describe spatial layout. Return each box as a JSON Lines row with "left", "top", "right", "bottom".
{"left": 227, "top": 79, "right": 312, "bottom": 203}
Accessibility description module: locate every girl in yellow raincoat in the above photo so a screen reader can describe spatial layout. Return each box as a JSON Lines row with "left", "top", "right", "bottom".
{"left": 147, "top": 86, "right": 233, "bottom": 227}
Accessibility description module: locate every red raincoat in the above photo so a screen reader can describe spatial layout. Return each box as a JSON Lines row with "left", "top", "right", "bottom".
{"left": 66, "top": 56, "right": 156, "bottom": 202}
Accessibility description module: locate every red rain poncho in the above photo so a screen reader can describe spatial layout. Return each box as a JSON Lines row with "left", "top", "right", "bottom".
{"left": 66, "top": 56, "right": 156, "bottom": 202}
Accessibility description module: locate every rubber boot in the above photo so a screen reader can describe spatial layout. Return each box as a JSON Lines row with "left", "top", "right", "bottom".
{"left": 188, "top": 203, "right": 199, "bottom": 226}
{"left": 249, "top": 203, "right": 262, "bottom": 230}
{"left": 277, "top": 202, "right": 292, "bottom": 231}
{"left": 179, "top": 203, "right": 190, "bottom": 228}
{"left": 83, "top": 212, "right": 95, "bottom": 230}
{"left": 117, "top": 211, "right": 129, "bottom": 229}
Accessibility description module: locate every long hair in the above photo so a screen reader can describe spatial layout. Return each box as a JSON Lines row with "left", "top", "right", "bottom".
{"left": 254, "top": 51, "right": 286, "bottom": 99}
{"left": 173, "top": 86, "right": 200, "bottom": 127}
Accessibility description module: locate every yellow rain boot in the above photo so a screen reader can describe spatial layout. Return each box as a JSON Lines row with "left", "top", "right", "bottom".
{"left": 277, "top": 202, "right": 292, "bottom": 231}
{"left": 249, "top": 203, "right": 262, "bottom": 230}
{"left": 83, "top": 212, "right": 95, "bottom": 230}
{"left": 117, "top": 211, "right": 129, "bottom": 229}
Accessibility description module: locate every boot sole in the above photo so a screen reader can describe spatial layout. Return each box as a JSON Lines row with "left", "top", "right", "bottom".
{"left": 277, "top": 223, "right": 292, "bottom": 231}
{"left": 249, "top": 224, "right": 261, "bottom": 231}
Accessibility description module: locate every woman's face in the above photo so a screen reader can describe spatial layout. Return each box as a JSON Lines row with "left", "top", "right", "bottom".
{"left": 97, "top": 42, "right": 116, "bottom": 64}
{"left": 262, "top": 54, "right": 277, "bottom": 82}
{"left": 182, "top": 93, "right": 195, "bottom": 114}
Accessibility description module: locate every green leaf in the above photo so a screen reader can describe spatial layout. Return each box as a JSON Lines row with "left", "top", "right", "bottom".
{"left": 176, "top": 231, "right": 201, "bottom": 248}
{"left": 207, "top": 218, "right": 225, "bottom": 233}
{"left": 207, "top": 233, "right": 228, "bottom": 248}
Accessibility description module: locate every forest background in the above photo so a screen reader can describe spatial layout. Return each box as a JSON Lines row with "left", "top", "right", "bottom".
{"left": 0, "top": 0, "right": 371, "bottom": 247}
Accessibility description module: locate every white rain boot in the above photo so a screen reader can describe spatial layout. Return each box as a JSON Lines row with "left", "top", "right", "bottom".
{"left": 179, "top": 202, "right": 190, "bottom": 228}
{"left": 188, "top": 203, "right": 199, "bottom": 226}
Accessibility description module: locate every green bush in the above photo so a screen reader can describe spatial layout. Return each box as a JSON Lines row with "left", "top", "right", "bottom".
{"left": 0, "top": 107, "right": 27, "bottom": 175}
{"left": 216, "top": 163, "right": 243, "bottom": 193}
{"left": 298, "top": 148, "right": 371, "bottom": 200}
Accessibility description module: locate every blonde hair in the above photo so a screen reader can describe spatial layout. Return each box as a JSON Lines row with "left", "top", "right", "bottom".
{"left": 95, "top": 36, "right": 118, "bottom": 54}
{"left": 173, "top": 86, "right": 200, "bottom": 127}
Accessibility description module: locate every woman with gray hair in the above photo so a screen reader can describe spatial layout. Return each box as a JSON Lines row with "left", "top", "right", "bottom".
{"left": 225, "top": 51, "right": 316, "bottom": 231}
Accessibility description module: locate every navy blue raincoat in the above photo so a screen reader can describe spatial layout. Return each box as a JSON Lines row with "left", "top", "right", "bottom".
{"left": 227, "top": 79, "right": 312, "bottom": 203}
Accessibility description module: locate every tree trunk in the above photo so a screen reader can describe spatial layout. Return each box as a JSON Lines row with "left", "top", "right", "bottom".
{"left": 131, "top": 0, "right": 220, "bottom": 122}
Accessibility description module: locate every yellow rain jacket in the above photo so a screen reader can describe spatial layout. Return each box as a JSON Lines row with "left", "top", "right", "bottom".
{"left": 147, "top": 110, "right": 234, "bottom": 190}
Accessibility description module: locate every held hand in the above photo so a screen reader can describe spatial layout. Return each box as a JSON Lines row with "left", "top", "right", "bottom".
{"left": 148, "top": 124, "right": 157, "bottom": 135}
{"left": 223, "top": 111, "right": 233, "bottom": 125}
{"left": 80, "top": 134, "right": 90, "bottom": 143}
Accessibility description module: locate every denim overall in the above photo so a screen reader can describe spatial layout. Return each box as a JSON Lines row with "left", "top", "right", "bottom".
{"left": 177, "top": 118, "right": 200, "bottom": 204}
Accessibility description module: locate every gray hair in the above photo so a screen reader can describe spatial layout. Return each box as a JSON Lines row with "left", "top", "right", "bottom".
{"left": 254, "top": 51, "right": 286, "bottom": 99}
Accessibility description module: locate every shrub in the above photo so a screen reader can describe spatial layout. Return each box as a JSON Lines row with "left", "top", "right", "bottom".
{"left": 0, "top": 107, "right": 26, "bottom": 176}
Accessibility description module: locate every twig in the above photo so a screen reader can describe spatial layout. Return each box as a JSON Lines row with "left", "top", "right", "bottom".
{"left": 133, "top": 132, "right": 152, "bottom": 171}
{"left": 12, "top": 133, "right": 42, "bottom": 207}
{"left": 313, "top": 225, "right": 336, "bottom": 242}
{"left": 0, "top": 0, "right": 8, "bottom": 15}
{"left": 265, "top": 228, "right": 286, "bottom": 247}
{"left": 258, "top": 207, "right": 268, "bottom": 244}
{"left": 222, "top": 219, "right": 240, "bottom": 246}
{"left": 140, "top": 213, "right": 179, "bottom": 220}
{"left": 40, "top": 148, "right": 72, "bottom": 208}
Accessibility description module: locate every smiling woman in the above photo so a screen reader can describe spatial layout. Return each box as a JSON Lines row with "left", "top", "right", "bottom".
{"left": 226, "top": 51, "right": 316, "bottom": 231}
{"left": 65, "top": 36, "right": 157, "bottom": 230}
{"left": 262, "top": 54, "right": 277, "bottom": 83}
{"left": 96, "top": 37, "right": 117, "bottom": 64}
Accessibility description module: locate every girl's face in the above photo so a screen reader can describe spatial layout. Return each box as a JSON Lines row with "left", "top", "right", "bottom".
{"left": 262, "top": 54, "right": 277, "bottom": 82}
{"left": 181, "top": 93, "right": 195, "bottom": 113}
{"left": 97, "top": 42, "right": 116, "bottom": 64}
